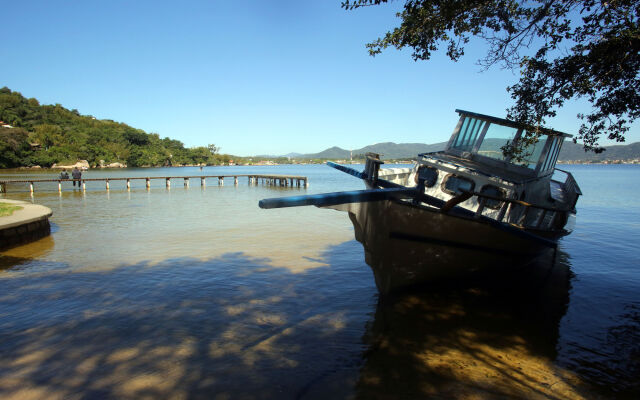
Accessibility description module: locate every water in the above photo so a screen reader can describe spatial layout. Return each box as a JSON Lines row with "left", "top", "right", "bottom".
{"left": 0, "top": 164, "right": 638, "bottom": 399}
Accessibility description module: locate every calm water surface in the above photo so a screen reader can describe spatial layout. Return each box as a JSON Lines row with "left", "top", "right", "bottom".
{"left": 0, "top": 164, "right": 638, "bottom": 399}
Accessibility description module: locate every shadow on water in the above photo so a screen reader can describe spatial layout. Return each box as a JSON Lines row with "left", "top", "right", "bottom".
{"left": 0, "top": 242, "right": 376, "bottom": 400}
{"left": 0, "top": 234, "right": 56, "bottom": 271}
{"left": 355, "top": 251, "right": 614, "bottom": 400}
{"left": 0, "top": 244, "right": 632, "bottom": 399}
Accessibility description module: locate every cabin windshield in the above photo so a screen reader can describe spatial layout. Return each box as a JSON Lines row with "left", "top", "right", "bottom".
{"left": 450, "top": 117, "right": 487, "bottom": 152}
{"left": 476, "top": 124, "right": 519, "bottom": 161}
{"left": 513, "top": 137, "right": 547, "bottom": 169}
{"left": 447, "top": 111, "right": 569, "bottom": 175}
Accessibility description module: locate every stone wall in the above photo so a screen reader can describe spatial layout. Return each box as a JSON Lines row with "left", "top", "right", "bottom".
{"left": 0, "top": 218, "right": 51, "bottom": 250}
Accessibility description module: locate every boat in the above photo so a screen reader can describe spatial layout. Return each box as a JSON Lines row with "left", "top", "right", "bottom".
{"left": 259, "top": 110, "right": 581, "bottom": 294}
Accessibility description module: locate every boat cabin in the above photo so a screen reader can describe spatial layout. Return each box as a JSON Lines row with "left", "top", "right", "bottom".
{"left": 443, "top": 109, "right": 568, "bottom": 179}
{"left": 375, "top": 109, "right": 581, "bottom": 233}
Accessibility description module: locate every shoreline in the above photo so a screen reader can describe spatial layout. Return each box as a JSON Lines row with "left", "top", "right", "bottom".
{"left": 1, "top": 161, "right": 639, "bottom": 172}
{"left": 0, "top": 199, "right": 52, "bottom": 250}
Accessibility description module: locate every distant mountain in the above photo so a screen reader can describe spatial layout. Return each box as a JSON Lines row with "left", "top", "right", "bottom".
{"left": 304, "top": 146, "right": 351, "bottom": 159}
{"left": 279, "top": 140, "right": 639, "bottom": 162}
{"left": 355, "top": 142, "right": 448, "bottom": 159}
{"left": 558, "top": 141, "right": 640, "bottom": 161}
{"left": 293, "top": 142, "right": 449, "bottom": 160}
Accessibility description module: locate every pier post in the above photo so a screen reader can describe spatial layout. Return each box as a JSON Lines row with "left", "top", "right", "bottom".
{"left": 82, "top": 181, "right": 86, "bottom": 191}
{"left": 305, "top": 179, "right": 309, "bottom": 188}
{"left": 58, "top": 181, "right": 62, "bottom": 193}
{"left": 234, "top": 176, "right": 238, "bottom": 185}
{"left": 106, "top": 180, "right": 110, "bottom": 190}
{"left": 0, "top": 182, "right": 5, "bottom": 193}
{"left": 30, "top": 182, "right": 34, "bottom": 193}
{"left": 201, "top": 177, "right": 206, "bottom": 187}
{"left": 219, "top": 177, "right": 223, "bottom": 186}
{"left": 146, "top": 178, "right": 150, "bottom": 189}
{"left": 184, "top": 178, "right": 189, "bottom": 188}
{"left": 126, "top": 179, "right": 131, "bottom": 190}
{"left": 166, "top": 178, "right": 171, "bottom": 189}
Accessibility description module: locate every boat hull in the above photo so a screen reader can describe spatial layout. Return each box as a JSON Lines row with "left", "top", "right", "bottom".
{"left": 327, "top": 200, "right": 556, "bottom": 294}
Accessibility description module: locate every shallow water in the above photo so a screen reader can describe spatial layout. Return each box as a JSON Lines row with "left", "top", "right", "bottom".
{"left": 1, "top": 164, "right": 638, "bottom": 399}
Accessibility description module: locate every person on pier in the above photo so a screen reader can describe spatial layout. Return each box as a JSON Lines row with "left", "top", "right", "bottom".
{"left": 71, "top": 167, "right": 82, "bottom": 187}
{"left": 59, "top": 169, "right": 69, "bottom": 180}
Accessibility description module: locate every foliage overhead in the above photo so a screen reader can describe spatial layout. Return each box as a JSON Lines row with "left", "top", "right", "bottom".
{"left": 0, "top": 87, "right": 227, "bottom": 168}
{"left": 343, "top": 0, "right": 640, "bottom": 154}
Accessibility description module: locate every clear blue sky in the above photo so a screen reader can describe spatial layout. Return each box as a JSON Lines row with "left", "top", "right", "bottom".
{"left": 2, "top": 0, "right": 637, "bottom": 156}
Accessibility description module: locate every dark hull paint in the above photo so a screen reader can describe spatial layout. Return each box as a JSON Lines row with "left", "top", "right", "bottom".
{"left": 330, "top": 199, "right": 558, "bottom": 294}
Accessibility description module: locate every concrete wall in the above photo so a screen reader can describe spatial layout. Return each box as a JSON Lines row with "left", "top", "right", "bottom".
{"left": 0, "top": 218, "right": 51, "bottom": 250}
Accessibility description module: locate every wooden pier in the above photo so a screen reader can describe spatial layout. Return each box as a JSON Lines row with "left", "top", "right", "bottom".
{"left": 0, "top": 174, "right": 308, "bottom": 193}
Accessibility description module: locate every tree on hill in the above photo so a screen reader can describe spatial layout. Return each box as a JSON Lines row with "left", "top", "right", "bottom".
{"left": 343, "top": 0, "right": 639, "bottom": 154}
{"left": 0, "top": 127, "right": 31, "bottom": 169}
{"left": 0, "top": 87, "right": 226, "bottom": 168}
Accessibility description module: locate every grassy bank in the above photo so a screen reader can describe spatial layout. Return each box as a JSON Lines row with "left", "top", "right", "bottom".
{"left": 0, "top": 202, "right": 23, "bottom": 217}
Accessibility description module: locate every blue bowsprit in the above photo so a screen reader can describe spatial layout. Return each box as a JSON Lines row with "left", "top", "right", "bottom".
{"left": 258, "top": 188, "right": 416, "bottom": 209}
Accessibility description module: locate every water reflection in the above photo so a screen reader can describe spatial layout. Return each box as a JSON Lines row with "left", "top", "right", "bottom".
{"left": 355, "top": 253, "right": 602, "bottom": 399}
{"left": 2, "top": 165, "right": 638, "bottom": 398}
{"left": 0, "top": 243, "right": 610, "bottom": 399}
{"left": 0, "top": 242, "right": 375, "bottom": 399}
{"left": 0, "top": 235, "right": 55, "bottom": 271}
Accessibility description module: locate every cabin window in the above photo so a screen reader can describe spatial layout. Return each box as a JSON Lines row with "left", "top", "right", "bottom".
{"left": 442, "top": 174, "right": 475, "bottom": 196}
{"left": 479, "top": 185, "right": 506, "bottom": 210}
{"left": 540, "top": 136, "right": 563, "bottom": 172}
{"left": 451, "top": 117, "right": 486, "bottom": 152}
{"left": 415, "top": 166, "right": 438, "bottom": 187}
{"left": 512, "top": 135, "right": 548, "bottom": 169}
{"left": 476, "top": 124, "right": 519, "bottom": 161}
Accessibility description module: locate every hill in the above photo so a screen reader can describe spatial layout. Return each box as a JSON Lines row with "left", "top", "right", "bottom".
{"left": 296, "top": 141, "right": 449, "bottom": 160}
{"left": 287, "top": 140, "right": 639, "bottom": 162}
{"left": 558, "top": 141, "right": 640, "bottom": 162}
{"left": 0, "top": 87, "right": 225, "bottom": 168}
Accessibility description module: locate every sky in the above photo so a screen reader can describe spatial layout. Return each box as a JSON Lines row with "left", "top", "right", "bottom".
{"left": 2, "top": 0, "right": 638, "bottom": 156}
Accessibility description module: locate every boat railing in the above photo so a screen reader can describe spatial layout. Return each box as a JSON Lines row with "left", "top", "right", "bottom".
{"left": 459, "top": 190, "right": 573, "bottom": 231}
{"left": 552, "top": 168, "right": 582, "bottom": 208}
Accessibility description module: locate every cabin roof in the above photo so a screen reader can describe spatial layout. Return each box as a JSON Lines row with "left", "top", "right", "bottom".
{"left": 455, "top": 109, "right": 573, "bottom": 138}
